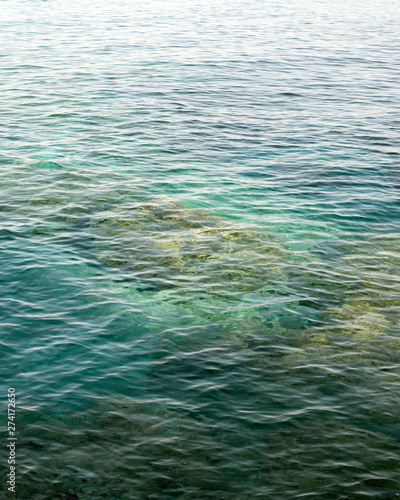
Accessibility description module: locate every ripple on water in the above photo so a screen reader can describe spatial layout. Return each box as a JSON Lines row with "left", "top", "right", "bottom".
{"left": 1, "top": 0, "right": 400, "bottom": 497}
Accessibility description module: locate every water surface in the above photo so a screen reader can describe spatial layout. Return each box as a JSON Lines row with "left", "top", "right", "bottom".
{"left": 1, "top": 0, "right": 400, "bottom": 498}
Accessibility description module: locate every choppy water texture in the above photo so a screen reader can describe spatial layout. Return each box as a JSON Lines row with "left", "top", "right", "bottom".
{"left": 1, "top": 0, "right": 400, "bottom": 498}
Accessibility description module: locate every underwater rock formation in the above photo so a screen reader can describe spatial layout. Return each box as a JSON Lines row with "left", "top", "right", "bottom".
{"left": 88, "top": 195, "right": 289, "bottom": 304}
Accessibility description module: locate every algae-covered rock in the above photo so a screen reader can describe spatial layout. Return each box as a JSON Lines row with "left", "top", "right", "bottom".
{"left": 88, "top": 196, "right": 289, "bottom": 304}
{"left": 274, "top": 232, "right": 400, "bottom": 371}
{"left": 324, "top": 234, "right": 400, "bottom": 338}
{"left": 327, "top": 300, "right": 392, "bottom": 338}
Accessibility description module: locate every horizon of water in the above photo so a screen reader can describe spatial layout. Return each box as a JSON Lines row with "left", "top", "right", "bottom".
{"left": 1, "top": 0, "right": 400, "bottom": 498}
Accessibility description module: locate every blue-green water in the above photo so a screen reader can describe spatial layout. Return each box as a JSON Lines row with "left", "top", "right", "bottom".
{"left": 1, "top": 0, "right": 400, "bottom": 498}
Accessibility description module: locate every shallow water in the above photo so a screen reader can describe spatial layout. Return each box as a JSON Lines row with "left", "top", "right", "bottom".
{"left": 1, "top": 0, "right": 400, "bottom": 498}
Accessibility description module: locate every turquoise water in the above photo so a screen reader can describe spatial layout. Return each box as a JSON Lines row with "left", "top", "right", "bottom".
{"left": 1, "top": 0, "right": 400, "bottom": 498}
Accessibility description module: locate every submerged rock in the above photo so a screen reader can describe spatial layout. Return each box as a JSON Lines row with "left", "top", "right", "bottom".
{"left": 88, "top": 195, "right": 288, "bottom": 302}
{"left": 285, "top": 234, "right": 400, "bottom": 368}
{"left": 325, "top": 234, "right": 400, "bottom": 339}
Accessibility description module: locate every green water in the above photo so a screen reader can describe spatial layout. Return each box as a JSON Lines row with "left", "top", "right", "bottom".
{"left": 1, "top": 0, "right": 400, "bottom": 498}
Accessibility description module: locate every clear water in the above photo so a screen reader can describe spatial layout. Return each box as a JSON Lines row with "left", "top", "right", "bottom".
{"left": 1, "top": 0, "right": 400, "bottom": 498}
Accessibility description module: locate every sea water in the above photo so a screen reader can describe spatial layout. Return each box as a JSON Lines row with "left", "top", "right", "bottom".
{"left": 0, "top": 0, "right": 400, "bottom": 498}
